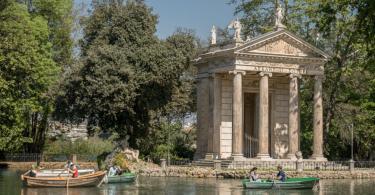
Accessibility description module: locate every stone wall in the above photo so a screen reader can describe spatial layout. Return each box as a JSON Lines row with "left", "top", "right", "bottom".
{"left": 220, "top": 78, "right": 233, "bottom": 158}
{"left": 138, "top": 166, "right": 375, "bottom": 179}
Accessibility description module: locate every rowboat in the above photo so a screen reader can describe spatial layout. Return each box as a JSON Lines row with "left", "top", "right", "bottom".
{"left": 36, "top": 169, "right": 95, "bottom": 177}
{"left": 242, "top": 177, "right": 320, "bottom": 189}
{"left": 105, "top": 173, "right": 136, "bottom": 183}
{"left": 21, "top": 171, "right": 106, "bottom": 187}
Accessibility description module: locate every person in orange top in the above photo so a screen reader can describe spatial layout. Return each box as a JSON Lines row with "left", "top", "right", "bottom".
{"left": 69, "top": 164, "right": 79, "bottom": 178}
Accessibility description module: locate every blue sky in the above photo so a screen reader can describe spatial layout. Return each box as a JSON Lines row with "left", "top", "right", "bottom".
{"left": 74, "top": 0, "right": 237, "bottom": 40}
{"left": 145, "top": 0, "right": 237, "bottom": 40}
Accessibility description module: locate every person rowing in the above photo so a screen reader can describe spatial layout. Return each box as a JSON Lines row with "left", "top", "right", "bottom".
{"left": 276, "top": 165, "right": 287, "bottom": 182}
{"left": 68, "top": 164, "right": 79, "bottom": 178}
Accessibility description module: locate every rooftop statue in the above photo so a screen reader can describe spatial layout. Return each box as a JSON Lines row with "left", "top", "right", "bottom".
{"left": 211, "top": 25, "right": 217, "bottom": 45}
{"left": 275, "top": 6, "right": 286, "bottom": 30}
{"left": 228, "top": 19, "right": 242, "bottom": 42}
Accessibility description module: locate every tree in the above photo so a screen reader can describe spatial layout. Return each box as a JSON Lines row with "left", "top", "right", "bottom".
{"left": 0, "top": 2, "right": 59, "bottom": 152}
{"left": 17, "top": 0, "right": 74, "bottom": 68}
{"left": 55, "top": 1, "right": 198, "bottom": 152}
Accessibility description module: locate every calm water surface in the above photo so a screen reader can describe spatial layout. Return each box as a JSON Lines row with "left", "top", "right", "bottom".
{"left": 1, "top": 169, "right": 375, "bottom": 195}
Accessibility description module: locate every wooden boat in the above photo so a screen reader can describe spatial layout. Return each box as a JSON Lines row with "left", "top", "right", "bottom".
{"left": 36, "top": 169, "right": 95, "bottom": 177}
{"left": 106, "top": 172, "right": 136, "bottom": 183}
{"left": 242, "top": 177, "right": 319, "bottom": 189}
{"left": 21, "top": 171, "right": 106, "bottom": 187}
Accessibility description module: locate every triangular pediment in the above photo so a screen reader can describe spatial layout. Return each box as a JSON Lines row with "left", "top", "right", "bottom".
{"left": 235, "top": 30, "right": 329, "bottom": 59}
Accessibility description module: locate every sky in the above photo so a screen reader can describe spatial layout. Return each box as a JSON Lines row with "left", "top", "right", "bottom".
{"left": 74, "top": 0, "right": 237, "bottom": 41}
{"left": 145, "top": 0, "right": 237, "bottom": 40}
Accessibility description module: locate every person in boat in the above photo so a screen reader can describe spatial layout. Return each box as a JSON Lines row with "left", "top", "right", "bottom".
{"left": 64, "top": 160, "right": 73, "bottom": 169}
{"left": 115, "top": 165, "right": 123, "bottom": 175}
{"left": 276, "top": 165, "right": 287, "bottom": 182}
{"left": 29, "top": 164, "right": 38, "bottom": 177}
{"left": 249, "top": 167, "right": 261, "bottom": 182}
{"left": 108, "top": 165, "right": 117, "bottom": 176}
{"left": 69, "top": 164, "right": 79, "bottom": 178}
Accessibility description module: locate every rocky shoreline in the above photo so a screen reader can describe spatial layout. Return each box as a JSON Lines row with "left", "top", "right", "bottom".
{"left": 137, "top": 166, "right": 375, "bottom": 179}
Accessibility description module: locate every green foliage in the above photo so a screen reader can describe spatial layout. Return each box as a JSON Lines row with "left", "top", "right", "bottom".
{"left": 113, "top": 153, "right": 130, "bottom": 171}
{"left": 138, "top": 121, "right": 196, "bottom": 161}
{"left": 33, "top": 0, "right": 74, "bottom": 68}
{"left": 54, "top": 1, "right": 198, "bottom": 152}
{"left": 0, "top": 1, "right": 59, "bottom": 152}
{"left": 233, "top": 0, "right": 375, "bottom": 160}
{"left": 44, "top": 136, "right": 115, "bottom": 156}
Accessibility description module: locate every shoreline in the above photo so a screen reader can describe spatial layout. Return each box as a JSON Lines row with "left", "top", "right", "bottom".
{"left": 137, "top": 166, "right": 375, "bottom": 179}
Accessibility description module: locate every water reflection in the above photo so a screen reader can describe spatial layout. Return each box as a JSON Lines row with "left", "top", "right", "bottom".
{"left": 1, "top": 170, "right": 375, "bottom": 195}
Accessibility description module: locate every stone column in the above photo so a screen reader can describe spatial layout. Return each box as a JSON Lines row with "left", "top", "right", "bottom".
{"left": 205, "top": 74, "right": 215, "bottom": 160}
{"left": 287, "top": 74, "right": 301, "bottom": 160}
{"left": 230, "top": 70, "right": 246, "bottom": 160}
{"left": 205, "top": 73, "right": 222, "bottom": 160}
{"left": 212, "top": 74, "right": 222, "bottom": 159}
{"left": 194, "top": 77, "right": 210, "bottom": 160}
{"left": 256, "top": 72, "right": 272, "bottom": 160}
{"left": 310, "top": 75, "right": 327, "bottom": 161}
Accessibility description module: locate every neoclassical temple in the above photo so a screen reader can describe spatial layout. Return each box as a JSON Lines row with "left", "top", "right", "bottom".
{"left": 194, "top": 17, "right": 329, "bottom": 161}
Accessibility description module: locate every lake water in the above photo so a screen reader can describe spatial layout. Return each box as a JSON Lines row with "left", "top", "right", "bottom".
{"left": 1, "top": 169, "right": 375, "bottom": 195}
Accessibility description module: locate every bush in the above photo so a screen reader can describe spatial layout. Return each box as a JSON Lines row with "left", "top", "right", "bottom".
{"left": 44, "top": 136, "right": 115, "bottom": 156}
{"left": 138, "top": 121, "right": 196, "bottom": 162}
{"left": 113, "top": 153, "right": 130, "bottom": 172}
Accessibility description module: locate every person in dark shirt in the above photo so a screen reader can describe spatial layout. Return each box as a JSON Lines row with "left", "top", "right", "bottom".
{"left": 276, "top": 165, "right": 286, "bottom": 182}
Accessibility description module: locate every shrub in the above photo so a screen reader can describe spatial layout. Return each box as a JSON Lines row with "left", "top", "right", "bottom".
{"left": 44, "top": 136, "right": 115, "bottom": 156}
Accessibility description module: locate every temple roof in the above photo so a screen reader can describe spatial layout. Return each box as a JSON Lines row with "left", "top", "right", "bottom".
{"left": 195, "top": 29, "right": 330, "bottom": 65}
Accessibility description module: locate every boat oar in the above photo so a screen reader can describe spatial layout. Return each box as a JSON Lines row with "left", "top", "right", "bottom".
{"left": 97, "top": 172, "right": 106, "bottom": 187}
{"left": 313, "top": 181, "right": 320, "bottom": 191}
{"left": 66, "top": 175, "right": 70, "bottom": 188}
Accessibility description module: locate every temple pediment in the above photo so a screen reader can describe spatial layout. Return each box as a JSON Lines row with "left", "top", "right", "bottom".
{"left": 235, "top": 30, "right": 329, "bottom": 59}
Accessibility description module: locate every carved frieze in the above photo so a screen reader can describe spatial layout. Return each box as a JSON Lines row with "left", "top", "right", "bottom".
{"left": 235, "top": 60, "right": 324, "bottom": 75}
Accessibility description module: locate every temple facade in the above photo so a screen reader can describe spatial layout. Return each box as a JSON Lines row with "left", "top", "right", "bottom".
{"left": 194, "top": 20, "right": 329, "bottom": 161}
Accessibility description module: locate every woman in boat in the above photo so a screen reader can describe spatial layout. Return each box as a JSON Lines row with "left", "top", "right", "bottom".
{"left": 276, "top": 165, "right": 287, "bottom": 182}
{"left": 249, "top": 167, "right": 261, "bottom": 182}
{"left": 69, "top": 164, "right": 79, "bottom": 178}
{"left": 108, "top": 165, "right": 117, "bottom": 176}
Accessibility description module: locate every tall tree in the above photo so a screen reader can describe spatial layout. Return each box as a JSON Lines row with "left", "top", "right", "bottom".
{"left": 18, "top": 0, "right": 74, "bottom": 68}
{"left": 55, "top": 1, "right": 198, "bottom": 151}
{"left": 0, "top": 2, "right": 59, "bottom": 152}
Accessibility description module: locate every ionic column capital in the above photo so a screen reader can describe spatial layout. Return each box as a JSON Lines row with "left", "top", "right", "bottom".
{"left": 259, "top": 72, "right": 272, "bottom": 77}
{"left": 314, "top": 75, "right": 325, "bottom": 81}
{"left": 229, "top": 70, "right": 246, "bottom": 75}
{"left": 289, "top": 73, "right": 302, "bottom": 79}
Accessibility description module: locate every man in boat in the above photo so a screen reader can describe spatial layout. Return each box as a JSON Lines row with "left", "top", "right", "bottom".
{"left": 69, "top": 164, "right": 79, "bottom": 178}
{"left": 249, "top": 167, "right": 261, "bottom": 182}
{"left": 276, "top": 165, "right": 287, "bottom": 182}
{"left": 29, "top": 164, "right": 38, "bottom": 177}
{"left": 115, "top": 165, "right": 123, "bottom": 175}
{"left": 64, "top": 160, "right": 73, "bottom": 169}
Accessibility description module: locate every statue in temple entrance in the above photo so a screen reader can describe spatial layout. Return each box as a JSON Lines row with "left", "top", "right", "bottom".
{"left": 275, "top": 6, "right": 286, "bottom": 29}
{"left": 211, "top": 25, "right": 216, "bottom": 45}
{"left": 228, "top": 19, "right": 242, "bottom": 41}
